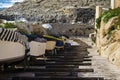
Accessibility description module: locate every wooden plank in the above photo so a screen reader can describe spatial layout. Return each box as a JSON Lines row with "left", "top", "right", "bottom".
{"left": 26, "top": 68, "right": 94, "bottom": 72}
{"left": 27, "top": 65, "right": 78, "bottom": 69}
{"left": 12, "top": 76, "right": 104, "bottom": 80}
{"left": 46, "top": 58, "right": 91, "bottom": 62}
{"left": 35, "top": 60, "right": 83, "bottom": 62}
{"left": 45, "top": 65, "right": 78, "bottom": 68}
{"left": 34, "top": 59, "right": 91, "bottom": 62}
{"left": 45, "top": 56, "right": 90, "bottom": 59}
{"left": 46, "top": 55, "right": 90, "bottom": 57}
{"left": 45, "top": 53, "right": 89, "bottom": 56}
{"left": 3, "top": 68, "right": 94, "bottom": 73}
{"left": 35, "top": 72, "right": 77, "bottom": 76}
{"left": 30, "top": 62, "right": 92, "bottom": 66}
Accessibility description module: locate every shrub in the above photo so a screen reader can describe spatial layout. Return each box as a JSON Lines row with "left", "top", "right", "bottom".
{"left": 96, "top": 7, "right": 120, "bottom": 29}
{"left": 4, "top": 22, "right": 16, "bottom": 28}
{"left": 0, "top": 24, "right": 3, "bottom": 28}
{"left": 96, "top": 10, "right": 109, "bottom": 28}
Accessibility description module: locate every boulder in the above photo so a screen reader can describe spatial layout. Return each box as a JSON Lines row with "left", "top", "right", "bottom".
{"left": 98, "top": 17, "right": 119, "bottom": 56}
{"left": 104, "top": 16, "right": 118, "bottom": 35}
{"left": 32, "top": 24, "right": 47, "bottom": 35}
{"left": 101, "top": 42, "right": 120, "bottom": 58}
{"left": 109, "top": 46, "right": 120, "bottom": 67}
{"left": 17, "top": 22, "right": 32, "bottom": 34}
{"left": 100, "top": 34, "right": 110, "bottom": 47}
{"left": 111, "top": 30, "right": 120, "bottom": 42}
{"left": 95, "top": 8, "right": 120, "bottom": 67}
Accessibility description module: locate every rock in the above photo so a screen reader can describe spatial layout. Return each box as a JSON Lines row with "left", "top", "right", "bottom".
{"left": 0, "top": 0, "right": 110, "bottom": 24}
{"left": 104, "top": 16, "right": 118, "bottom": 35}
{"left": 111, "top": 30, "right": 120, "bottom": 41}
{"left": 99, "top": 17, "right": 106, "bottom": 39}
{"left": 98, "top": 17, "right": 119, "bottom": 56}
{"left": 95, "top": 7, "right": 120, "bottom": 67}
{"left": 99, "top": 16, "right": 118, "bottom": 43}
{"left": 32, "top": 24, "right": 47, "bottom": 35}
{"left": 100, "top": 35, "right": 110, "bottom": 47}
{"left": 101, "top": 42, "right": 120, "bottom": 58}
{"left": 84, "top": 27, "right": 94, "bottom": 36}
{"left": 109, "top": 46, "right": 120, "bottom": 67}
{"left": 16, "top": 22, "right": 32, "bottom": 34}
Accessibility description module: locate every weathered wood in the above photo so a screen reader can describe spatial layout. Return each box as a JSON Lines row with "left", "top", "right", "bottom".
{"left": 35, "top": 72, "right": 77, "bottom": 76}
{"left": 30, "top": 62, "right": 91, "bottom": 66}
{"left": 0, "top": 39, "right": 105, "bottom": 80}
{"left": 45, "top": 56, "right": 91, "bottom": 59}
{"left": 34, "top": 59, "right": 91, "bottom": 62}
{"left": 12, "top": 76, "right": 104, "bottom": 80}
{"left": 25, "top": 68, "right": 94, "bottom": 72}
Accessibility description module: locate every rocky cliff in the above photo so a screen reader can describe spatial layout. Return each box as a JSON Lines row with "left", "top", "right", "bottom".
{"left": 95, "top": 7, "right": 120, "bottom": 67}
{"left": 0, "top": 0, "right": 110, "bottom": 24}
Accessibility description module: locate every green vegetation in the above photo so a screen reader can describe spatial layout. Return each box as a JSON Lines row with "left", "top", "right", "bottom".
{"left": 16, "top": 21, "right": 25, "bottom": 24}
{"left": 96, "top": 7, "right": 120, "bottom": 39}
{"left": 0, "top": 22, "right": 17, "bottom": 28}
{"left": 114, "top": 14, "right": 120, "bottom": 28}
{"left": 96, "top": 11, "right": 109, "bottom": 28}
{"left": 103, "top": 8, "right": 120, "bottom": 23}
{"left": 108, "top": 25, "right": 116, "bottom": 38}
{"left": 0, "top": 24, "right": 3, "bottom": 28}
{"left": 4, "top": 22, "right": 16, "bottom": 28}
{"left": 96, "top": 7, "right": 120, "bottom": 29}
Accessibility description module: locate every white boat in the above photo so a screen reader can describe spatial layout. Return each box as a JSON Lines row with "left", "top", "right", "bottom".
{"left": 0, "top": 28, "right": 29, "bottom": 69}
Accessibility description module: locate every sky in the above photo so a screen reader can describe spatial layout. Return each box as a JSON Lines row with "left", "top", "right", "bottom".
{"left": 0, "top": 0, "right": 24, "bottom": 8}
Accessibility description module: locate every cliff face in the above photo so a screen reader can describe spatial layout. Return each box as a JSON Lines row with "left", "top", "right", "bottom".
{"left": 95, "top": 7, "right": 120, "bottom": 68}
{"left": 0, "top": 0, "right": 110, "bottom": 24}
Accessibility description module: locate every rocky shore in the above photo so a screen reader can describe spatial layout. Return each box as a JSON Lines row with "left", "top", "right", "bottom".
{"left": 0, "top": 0, "right": 110, "bottom": 24}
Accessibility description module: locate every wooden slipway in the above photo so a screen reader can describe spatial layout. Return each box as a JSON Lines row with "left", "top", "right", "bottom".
{"left": 0, "top": 39, "right": 104, "bottom": 80}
